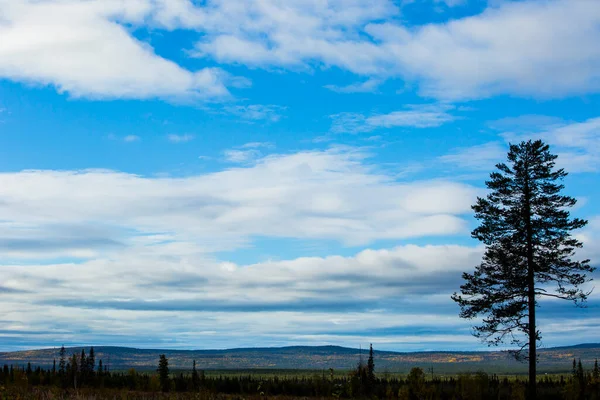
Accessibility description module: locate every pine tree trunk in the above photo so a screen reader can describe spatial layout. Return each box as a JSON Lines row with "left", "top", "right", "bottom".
{"left": 524, "top": 161, "right": 536, "bottom": 400}
{"left": 528, "top": 275, "right": 536, "bottom": 400}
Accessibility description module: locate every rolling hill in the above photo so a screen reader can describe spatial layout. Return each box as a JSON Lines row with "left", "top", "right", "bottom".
{"left": 1, "top": 344, "right": 597, "bottom": 374}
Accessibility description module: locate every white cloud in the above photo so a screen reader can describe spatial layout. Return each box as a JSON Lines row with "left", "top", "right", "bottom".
{"left": 0, "top": 148, "right": 477, "bottom": 253}
{"left": 3, "top": 244, "right": 482, "bottom": 303}
{"left": 365, "top": 0, "right": 600, "bottom": 99}
{"left": 1, "top": 233, "right": 595, "bottom": 350}
{"left": 223, "top": 142, "right": 275, "bottom": 164}
{"left": 502, "top": 117, "right": 600, "bottom": 173}
{"left": 224, "top": 104, "right": 286, "bottom": 122}
{"left": 241, "top": 142, "right": 274, "bottom": 149}
{"left": 4, "top": 0, "right": 599, "bottom": 101}
{"left": 434, "top": 0, "right": 467, "bottom": 7}
{"left": 0, "top": 0, "right": 229, "bottom": 100}
{"left": 223, "top": 142, "right": 275, "bottom": 163}
{"left": 577, "top": 216, "right": 600, "bottom": 260}
{"left": 536, "top": 118, "right": 600, "bottom": 150}
{"left": 331, "top": 104, "right": 456, "bottom": 133}
{"left": 168, "top": 134, "right": 195, "bottom": 143}
{"left": 108, "top": 133, "right": 141, "bottom": 143}
{"left": 439, "top": 116, "right": 600, "bottom": 174}
{"left": 488, "top": 115, "right": 565, "bottom": 131}
{"left": 0, "top": 146, "right": 488, "bottom": 348}
{"left": 0, "top": 241, "right": 485, "bottom": 349}
{"left": 439, "top": 142, "right": 507, "bottom": 171}
{"left": 187, "top": 0, "right": 600, "bottom": 100}
{"left": 123, "top": 135, "right": 141, "bottom": 142}
{"left": 324, "top": 78, "right": 382, "bottom": 94}
{"left": 190, "top": 0, "right": 397, "bottom": 75}
{"left": 223, "top": 149, "right": 262, "bottom": 163}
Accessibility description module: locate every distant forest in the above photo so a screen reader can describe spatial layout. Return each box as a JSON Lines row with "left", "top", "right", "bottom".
{"left": 2, "top": 345, "right": 600, "bottom": 400}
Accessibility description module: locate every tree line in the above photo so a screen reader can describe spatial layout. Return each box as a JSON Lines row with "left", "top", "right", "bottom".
{"left": 2, "top": 345, "right": 600, "bottom": 399}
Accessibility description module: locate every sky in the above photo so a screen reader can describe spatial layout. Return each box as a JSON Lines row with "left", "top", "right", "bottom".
{"left": 0, "top": 0, "right": 599, "bottom": 353}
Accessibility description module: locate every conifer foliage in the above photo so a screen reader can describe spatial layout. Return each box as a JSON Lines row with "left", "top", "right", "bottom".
{"left": 58, "top": 345, "right": 66, "bottom": 376}
{"left": 192, "top": 359, "right": 200, "bottom": 390}
{"left": 157, "top": 354, "right": 170, "bottom": 392}
{"left": 367, "top": 344, "right": 375, "bottom": 388}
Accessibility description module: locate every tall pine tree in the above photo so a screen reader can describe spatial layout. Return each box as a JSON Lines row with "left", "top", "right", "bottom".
{"left": 88, "top": 347, "right": 95, "bottom": 376}
{"left": 70, "top": 353, "right": 79, "bottom": 389}
{"left": 157, "top": 354, "right": 170, "bottom": 392}
{"left": 80, "top": 349, "right": 87, "bottom": 384}
{"left": 367, "top": 344, "right": 375, "bottom": 386}
{"left": 58, "top": 345, "right": 66, "bottom": 376}
{"left": 452, "top": 140, "right": 594, "bottom": 400}
{"left": 192, "top": 360, "right": 200, "bottom": 390}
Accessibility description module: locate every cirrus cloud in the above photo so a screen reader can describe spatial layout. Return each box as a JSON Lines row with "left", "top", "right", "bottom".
{"left": 331, "top": 104, "right": 457, "bottom": 133}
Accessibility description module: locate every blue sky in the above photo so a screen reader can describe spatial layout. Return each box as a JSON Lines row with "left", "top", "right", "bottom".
{"left": 0, "top": 0, "right": 600, "bottom": 352}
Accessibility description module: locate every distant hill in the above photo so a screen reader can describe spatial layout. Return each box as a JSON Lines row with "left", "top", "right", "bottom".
{"left": 1, "top": 344, "right": 598, "bottom": 374}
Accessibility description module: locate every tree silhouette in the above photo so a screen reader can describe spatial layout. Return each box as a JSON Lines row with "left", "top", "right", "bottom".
{"left": 70, "top": 353, "right": 79, "bottom": 389}
{"left": 80, "top": 349, "right": 87, "bottom": 384}
{"left": 572, "top": 358, "right": 587, "bottom": 400}
{"left": 157, "top": 354, "right": 170, "bottom": 392}
{"left": 452, "top": 140, "right": 594, "bottom": 400}
{"left": 88, "top": 347, "right": 95, "bottom": 376}
{"left": 58, "top": 346, "right": 66, "bottom": 376}
{"left": 367, "top": 344, "right": 375, "bottom": 388}
{"left": 192, "top": 360, "right": 200, "bottom": 390}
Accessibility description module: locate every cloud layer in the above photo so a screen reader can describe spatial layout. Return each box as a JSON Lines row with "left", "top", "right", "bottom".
{"left": 0, "top": 148, "right": 477, "bottom": 255}
{"left": 0, "top": 146, "right": 483, "bottom": 349}
{"left": 0, "top": 243, "right": 485, "bottom": 348}
{"left": 191, "top": 0, "right": 600, "bottom": 99}
{"left": 2, "top": 0, "right": 600, "bottom": 100}
{"left": 0, "top": 145, "right": 596, "bottom": 350}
